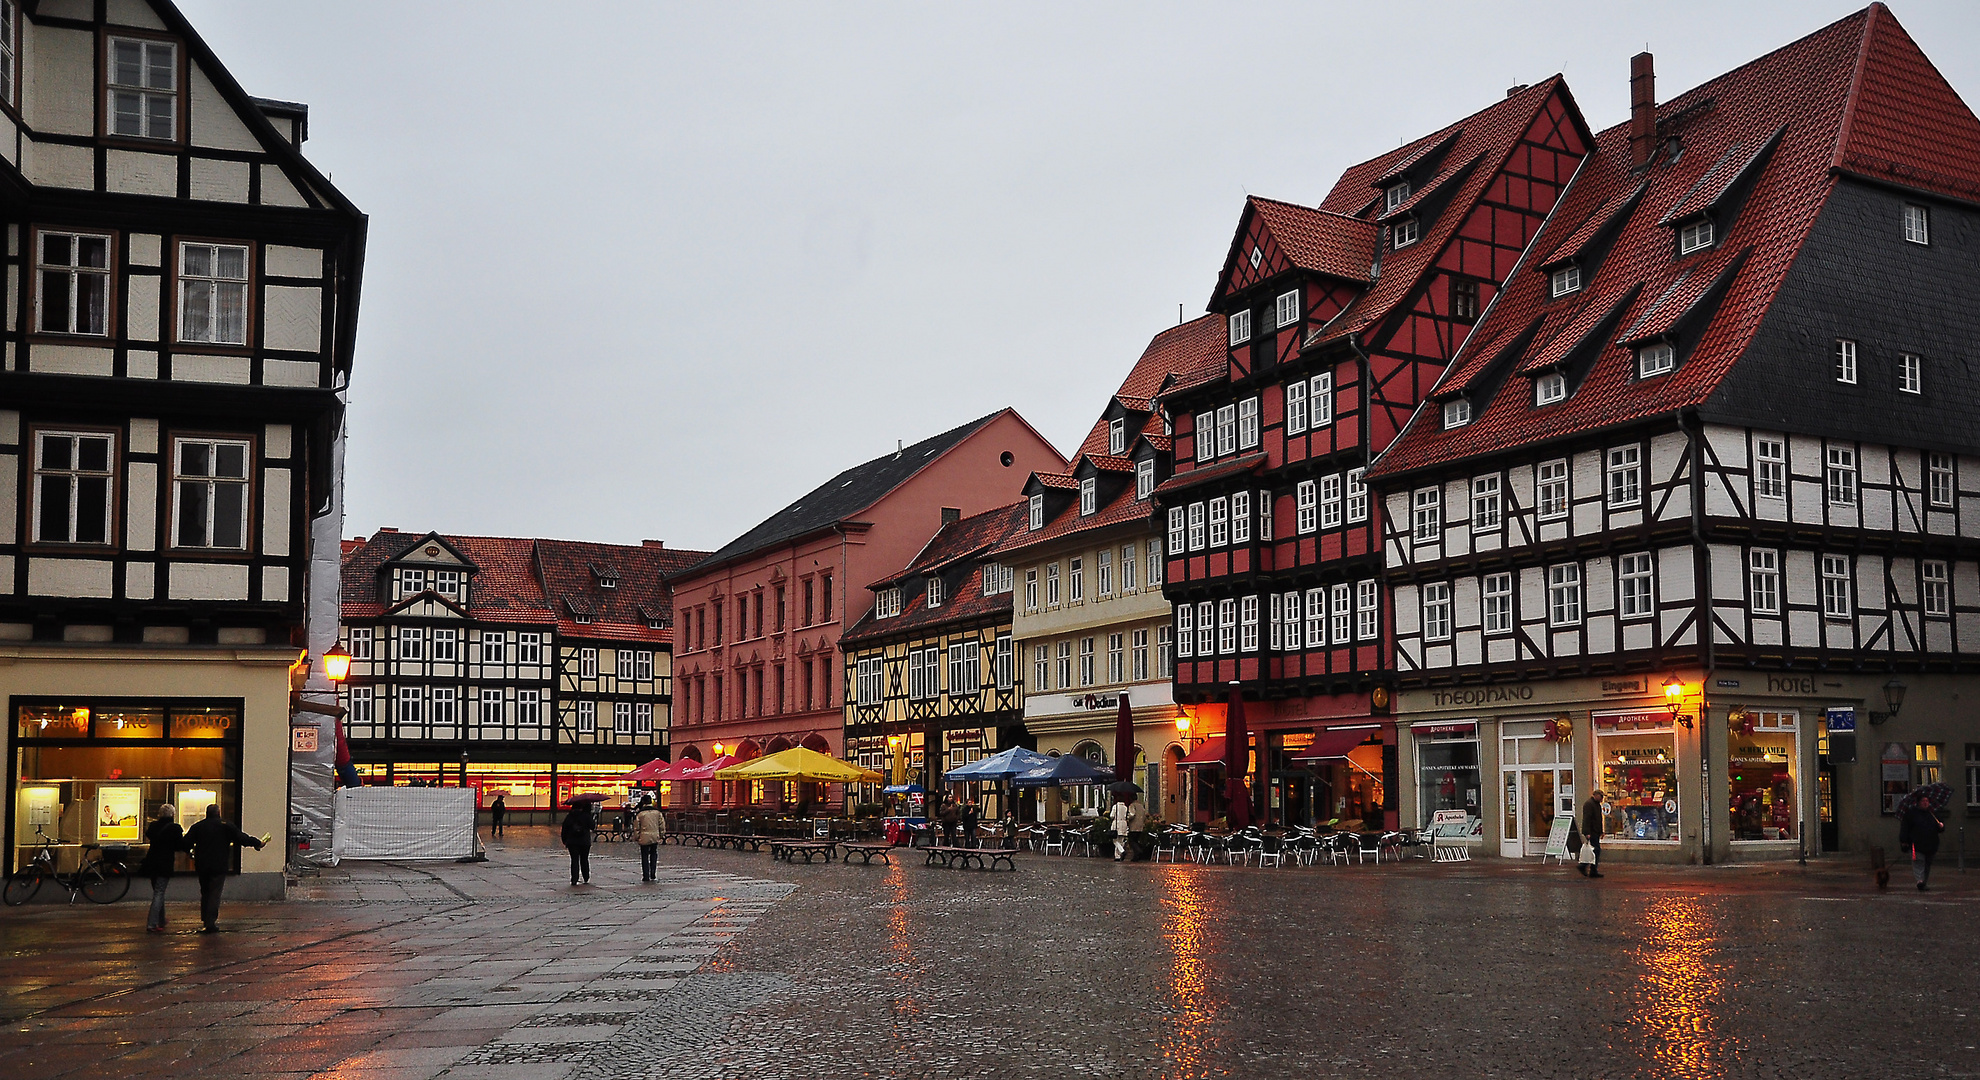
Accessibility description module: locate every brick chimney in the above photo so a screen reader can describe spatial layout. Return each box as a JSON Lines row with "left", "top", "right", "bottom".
{"left": 1630, "top": 52, "right": 1656, "bottom": 168}
{"left": 642, "top": 539, "right": 666, "bottom": 548}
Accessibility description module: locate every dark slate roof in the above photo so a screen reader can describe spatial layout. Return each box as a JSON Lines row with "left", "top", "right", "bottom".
{"left": 687, "top": 410, "right": 1009, "bottom": 573}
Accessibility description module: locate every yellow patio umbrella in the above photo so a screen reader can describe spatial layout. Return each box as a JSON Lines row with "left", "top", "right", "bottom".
{"left": 712, "top": 745, "right": 883, "bottom": 784}
{"left": 890, "top": 737, "right": 908, "bottom": 787}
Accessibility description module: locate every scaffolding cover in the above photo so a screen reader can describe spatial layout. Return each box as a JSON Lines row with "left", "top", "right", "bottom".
{"left": 332, "top": 787, "right": 477, "bottom": 862}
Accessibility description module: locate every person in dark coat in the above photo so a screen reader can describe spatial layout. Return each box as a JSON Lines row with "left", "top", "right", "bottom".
{"left": 1899, "top": 797, "right": 1945, "bottom": 890}
{"left": 1578, "top": 789, "right": 1605, "bottom": 879}
{"left": 561, "top": 804, "right": 593, "bottom": 885}
{"left": 183, "top": 804, "right": 265, "bottom": 933}
{"left": 959, "top": 801, "right": 980, "bottom": 848}
{"left": 489, "top": 794, "right": 507, "bottom": 838}
{"left": 139, "top": 804, "right": 184, "bottom": 933}
{"left": 938, "top": 797, "right": 960, "bottom": 847}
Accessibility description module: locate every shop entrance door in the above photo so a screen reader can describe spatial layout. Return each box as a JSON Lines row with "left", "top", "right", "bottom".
{"left": 1500, "top": 767, "right": 1574, "bottom": 857}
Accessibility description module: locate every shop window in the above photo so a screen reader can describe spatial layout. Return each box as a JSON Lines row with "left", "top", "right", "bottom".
{"left": 1727, "top": 710, "right": 1799, "bottom": 842}
{"left": 1914, "top": 742, "right": 1943, "bottom": 788}
{"left": 1415, "top": 723, "right": 1480, "bottom": 834}
{"left": 1595, "top": 712, "right": 1679, "bottom": 842}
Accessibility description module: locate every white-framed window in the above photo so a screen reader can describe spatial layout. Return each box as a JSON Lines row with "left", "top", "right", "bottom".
{"left": 1899, "top": 353, "right": 1922, "bottom": 394}
{"left": 1136, "top": 458, "right": 1155, "bottom": 500}
{"left": 1079, "top": 476, "right": 1096, "bottom": 516}
{"left": 1412, "top": 488, "right": 1441, "bottom": 542}
{"left": 0, "top": 2, "right": 15, "bottom": 105}
{"left": 348, "top": 627, "right": 374, "bottom": 660}
{"left": 1305, "top": 587, "right": 1326, "bottom": 649}
{"left": 1923, "top": 560, "right": 1950, "bottom": 617}
{"left": 1238, "top": 397, "right": 1260, "bottom": 449}
{"left": 1024, "top": 567, "right": 1038, "bottom": 611}
{"left": 1108, "top": 417, "right": 1126, "bottom": 455}
{"left": 577, "top": 700, "right": 597, "bottom": 734}
{"left": 398, "top": 626, "right": 424, "bottom": 661}
{"left": 982, "top": 563, "right": 1012, "bottom": 596}
{"left": 1156, "top": 625, "right": 1173, "bottom": 677}
{"left": 1679, "top": 218, "right": 1714, "bottom": 254}
{"left": 1132, "top": 628, "right": 1149, "bottom": 681}
{"left": 477, "top": 687, "right": 504, "bottom": 728}
{"left": 1443, "top": 399, "right": 1471, "bottom": 428}
{"left": 31, "top": 430, "right": 115, "bottom": 545}
{"left": 432, "top": 628, "right": 458, "bottom": 662}
{"left": 995, "top": 634, "right": 1014, "bottom": 690}
{"left": 1285, "top": 380, "right": 1308, "bottom": 435}
{"left": 579, "top": 647, "right": 598, "bottom": 678}
{"left": 1176, "top": 604, "right": 1194, "bottom": 658}
{"left": 1167, "top": 507, "right": 1187, "bottom": 554}
{"left": 1028, "top": 493, "right": 1044, "bottom": 531}
{"left": 177, "top": 242, "right": 250, "bottom": 345}
{"left": 1208, "top": 497, "right": 1229, "bottom": 548}
{"left": 1268, "top": 593, "right": 1283, "bottom": 650}
{"left": 1346, "top": 469, "right": 1369, "bottom": 523}
{"left": 855, "top": 656, "right": 882, "bottom": 705}
{"left": 108, "top": 37, "right": 178, "bottom": 140}
{"left": 1393, "top": 217, "right": 1419, "bottom": 248}
{"left": 1929, "top": 452, "right": 1955, "bottom": 507}
{"left": 1047, "top": 562, "right": 1062, "bottom": 607}
{"left": 907, "top": 648, "right": 933, "bottom": 701}
{"left": 516, "top": 689, "right": 543, "bottom": 728}
{"left": 613, "top": 701, "right": 633, "bottom": 734}
{"left": 1196, "top": 602, "right": 1215, "bottom": 657}
{"left": 926, "top": 575, "right": 946, "bottom": 608}
{"left": 636, "top": 703, "right": 654, "bottom": 735}
{"left": 1032, "top": 644, "right": 1050, "bottom": 691}
{"left": 1756, "top": 438, "right": 1786, "bottom": 500}
{"left": 1122, "top": 544, "right": 1138, "bottom": 592}
{"left": 1548, "top": 563, "right": 1582, "bottom": 626}
{"left": 1355, "top": 580, "right": 1378, "bottom": 641}
{"left": 1821, "top": 554, "right": 1852, "bottom": 619}
{"left": 518, "top": 633, "right": 542, "bottom": 664}
{"left": 1904, "top": 203, "right": 1930, "bottom": 245}
{"left": 430, "top": 688, "right": 457, "bottom": 734}
{"left": 395, "top": 686, "right": 423, "bottom": 729}
{"left": 1835, "top": 339, "right": 1857, "bottom": 384}
{"left": 1607, "top": 445, "right": 1642, "bottom": 508}
{"left": 1195, "top": 412, "right": 1214, "bottom": 463}
{"left": 1258, "top": 489, "right": 1273, "bottom": 541}
{"left": 1749, "top": 549, "right": 1780, "bottom": 615}
{"left": 1471, "top": 475, "right": 1501, "bottom": 531}
{"left": 1482, "top": 572, "right": 1513, "bottom": 634}
{"left": 1637, "top": 342, "right": 1675, "bottom": 378}
{"left": 1150, "top": 539, "right": 1164, "bottom": 584}
{"left": 1069, "top": 557, "right": 1083, "bottom": 602}
{"left": 1826, "top": 446, "right": 1858, "bottom": 506}
{"left": 1275, "top": 289, "right": 1299, "bottom": 327}
{"left": 1385, "top": 181, "right": 1410, "bottom": 212}
{"left": 433, "top": 570, "right": 462, "bottom": 600}
{"left": 1332, "top": 583, "right": 1354, "bottom": 644}
{"left": 1279, "top": 590, "right": 1298, "bottom": 650}
{"left": 1228, "top": 309, "right": 1252, "bottom": 346}
{"left": 1188, "top": 502, "right": 1206, "bottom": 551}
{"left": 1618, "top": 552, "right": 1655, "bottom": 619}
{"left": 1310, "top": 474, "right": 1338, "bottom": 530}
{"left": 1217, "top": 599, "right": 1237, "bottom": 655}
{"left": 1422, "top": 582, "right": 1452, "bottom": 641}
{"left": 1296, "top": 480, "right": 1318, "bottom": 534}
{"left": 1311, "top": 372, "right": 1333, "bottom": 427}
{"left": 1216, "top": 404, "right": 1237, "bottom": 457}
{"left": 636, "top": 650, "right": 655, "bottom": 680}
{"left": 1535, "top": 372, "right": 1567, "bottom": 405}
{"left": 1537, "top": 460, "right": 1569, "bottom": 520}
{"left": 1231, "top": 491, "right": 1251, "bottom": 544}
{"left": 952, "top": 641, "right": 982, "bottom": 695}
{"left": 876, "top": 587, "right": 902, "bottom": 618}
{"left": 1107, "top": 632, "right": 1124, "bottom": 683}
{"left": 1096, "top": 549, "right": 1113, "bottom": 596}
{"left": 616, "top": 649, "right": 635, "bottom": 680}
{"left": 1550, "top": 264, "right": 1581, "bottom": 297}
{"left": 37, "top": 232, "right": 113, "bottom": 336}
{"left": 1241, "top": 595, "right": 1259, "bottom": 652}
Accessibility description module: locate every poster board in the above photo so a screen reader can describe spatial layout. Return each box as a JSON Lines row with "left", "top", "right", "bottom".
{"left": 1430, "top": 809, "right": 1473, "bottom": 862}
{"left": 1543, "top": 813, "right": 1576, "bottom": 860}
{"left": 96, "top": 785, "right": 142, "bottom": 842}
{"left": 176, "top": 786, "right": 221, "bottom": 826}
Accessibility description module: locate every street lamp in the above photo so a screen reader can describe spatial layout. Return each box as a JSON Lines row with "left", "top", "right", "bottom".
{"left": 322, "top": 645, "right": 351, "bottom": 683}
{"left": 1883, "top": 678, "right": 1907, "bottom": 719}
{"left": 1663, "top": 674, "right": 1693, "bottom": 729}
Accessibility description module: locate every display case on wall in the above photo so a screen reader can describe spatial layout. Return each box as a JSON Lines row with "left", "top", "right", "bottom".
{"left": 95, "top": 785, "right": 142, "bottom": 843}
{"left": 1593, "top": 710, "right": 1679, "bottom": 842}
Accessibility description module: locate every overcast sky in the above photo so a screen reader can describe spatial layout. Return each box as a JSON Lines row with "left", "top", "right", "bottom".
{"left": 177, "top": 1, "right": 1979, "bottom": 554}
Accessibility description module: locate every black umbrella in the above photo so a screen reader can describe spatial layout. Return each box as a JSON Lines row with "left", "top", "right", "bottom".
{"left": 1108, "top": 780, "right": 1143, "bottom": 797}
{"left": 1898, "top": 783, "right": 1953, "bottom": 814}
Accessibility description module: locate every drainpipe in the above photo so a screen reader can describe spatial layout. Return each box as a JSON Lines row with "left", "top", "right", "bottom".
{"left": 1675, "top": 407, "right": 1713, "bottom": 864}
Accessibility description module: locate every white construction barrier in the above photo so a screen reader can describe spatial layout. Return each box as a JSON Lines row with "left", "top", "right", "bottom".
{"left": 331, "top": 787, "right": 476, "bottom": 862}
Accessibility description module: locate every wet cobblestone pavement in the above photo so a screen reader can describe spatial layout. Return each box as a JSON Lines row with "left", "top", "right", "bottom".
{"left": 2, "top": 831, "right": 1977, "bottom": 1078}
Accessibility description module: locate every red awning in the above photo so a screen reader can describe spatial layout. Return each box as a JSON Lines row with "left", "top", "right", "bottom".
{"left": 1292, "top": 729, "right": 1378, "bottom": 761}
{"left": 1178, "top": 737, "right": 1227, "bottom": 768}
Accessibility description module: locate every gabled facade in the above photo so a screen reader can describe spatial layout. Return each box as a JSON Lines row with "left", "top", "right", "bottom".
{"left": 1371, "top": 4, "right": 1980, "bottom": 862}
{"left": 667, "top": 409, "right": 1064, "bottom": 794}
{"left": 1, "top": 0, "right": 365, "bottom": 895}
{"left": 338, "top": 530, "right": 702, "bottom": 815}
{"left": 1157, "top": 79, "right": 1590, "bottom": 830}
{"left": 841, "top": 504, "right": 1025, "bottom": 812}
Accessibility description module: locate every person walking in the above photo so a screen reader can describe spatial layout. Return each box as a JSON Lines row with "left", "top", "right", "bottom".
{"left": 139, "top": 804, "right": 184, "bottom": 933}
{"left": 959, "top": 800, "right": 980, "bottom": 849}
{"left": 1110, "top": 795, "right": 1133, "bottom": 861}
{"left": 1899, "top": 795, "right": 1946, "bottom": 890}
{"left": 634, "top": 798, "right": 665, "bottom": 882}
{"left": 1578, "top": 789, "right": 1605, "bottom": 879}
{"left": 489, "top": 794, "right": 506, "bottom": 838}
{"left": 561, "top": 803, "right": 594, "bottom": 885}
{"left": 938, "top": 797, "right": 960, "bottom": 847}
{"left": 1126, "top": 795, "right": 1151, "bottom": 861}
{"left": 183, "top": 804, "right": 265, "bottom": 933}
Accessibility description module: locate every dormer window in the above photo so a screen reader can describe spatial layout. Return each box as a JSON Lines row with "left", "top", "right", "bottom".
{"left": 1550, "top": 264, "right": 1581, "bottom": 298}
{"left": 1392, "top": 217, "right": 1419, "bottom": 249}
{"left": 1228, "top": 309, "right": 1252, "bottom": 346}
{"left": 876, "top": 587, "right": 902, "bottom": 618}
{"left": 1136, "top": 459, "right": 1154, "bottom": 500}
{"left": 1028, "top": 493, "right": 1044, "bottom": 531}
{"left": 1637, "top": 342, "right": 1676, "bottom": 378}
{"left": 1385, "top": 181, "right": 1410, "bottom": 212}
{"left": 1275, "top": 289, "right": 1299, "bottom": 327}
{"left": 926, "top": 576, "right": 944, "bottom": 608}
{"left": 1442, "top": 399, "right": 1472, "bottom": 428}
{"left": 599, "top": 575, "right": 617, "bottom": 589}
{"left": 1107, "top": 417, "right": 1125, "bottom": 455}
{"left": 433, "top": 570, "right": 462, "bottom": 599}
{"left": 1678, "top": 218, "right": 1715, "bottom": 254}
{"left": 107, "top": 37, "right": 179, "bottom": 141}
{"left": 1079, "top": 477, "right": 1096, "bottom": 516}
{"left": 1535, "top": 372, "right": 1567, "bottom": 406}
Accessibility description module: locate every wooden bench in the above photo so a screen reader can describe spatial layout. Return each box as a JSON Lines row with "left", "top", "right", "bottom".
{"left": 923, "top": 846, "right": 1019, "bottom": 871}
{"left": 769, "top": 840, "right": 837, "bottom": 863}
{"left": 840, "top": 843, "right": 894, "bottom": 865}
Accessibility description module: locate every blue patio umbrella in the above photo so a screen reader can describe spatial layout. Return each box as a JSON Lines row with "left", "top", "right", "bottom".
{"left": 1010, "top": 754, "right": 1116, "bottom": 788}
{"left": 943, "top": 746, "right": 1053, "bottom": 783}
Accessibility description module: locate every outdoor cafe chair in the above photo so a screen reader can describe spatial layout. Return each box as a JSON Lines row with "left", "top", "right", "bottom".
{"left": 1254, "top": 834, "right": 1287, "bottom": 869}
{"left": 1042, "top": 826, "right": 1065, "bottom": 856}
{"left": 1225, "top": 828, "right": 1261, "bottom": 867}
{"left": 1319, "top": 832, "right": 1354, "bottom": 865}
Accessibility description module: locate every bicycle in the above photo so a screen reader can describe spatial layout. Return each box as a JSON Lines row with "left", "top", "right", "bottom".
{"left": 3, "top": 828, "right": 133, "bottom": 905}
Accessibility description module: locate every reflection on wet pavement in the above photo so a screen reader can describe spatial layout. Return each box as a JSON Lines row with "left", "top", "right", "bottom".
{"left": 1634, "top": 896, "right": 1731, "bottom": 1079}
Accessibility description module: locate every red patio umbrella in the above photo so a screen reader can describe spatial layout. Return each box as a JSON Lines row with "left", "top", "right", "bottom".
{"left": 1113, "top": 689, "right": 1136, "bottom": 799}
{"left": 1223, "top": 681, "right": 1251, "bottom": 829}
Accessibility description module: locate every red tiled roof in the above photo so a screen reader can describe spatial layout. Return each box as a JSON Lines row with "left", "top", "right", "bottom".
{"left": 842, "top": 505, "right": 1025, "bottom": 645}
{"left": 1246, "top": 197, "right": 1379, "bottom": 282}
{"left": 1659, "top": 127, "right": 1784, "bottom": 223}
{"left": 993, "top": 480, "right": 1155, "bottom": 557}
{"left": 1514, "top": 287, "right": 1640, "bottom": 375}
{"left": 1074, "top": 315, "right": 1225, "bottom": 459}
{"left": 1537, "top": 181, "right": 1647, "bottom": 268}
{"left": 1371, "top": 127, "right": 1462, "bottom": 188}
{"left": 1083, "top": 454, "right": 1135, "bottom": 474}
{"left": 1033, "top": 472, "right": 1079, "bottom": 492}
{"left": 1376, "top": 155, "right": 1478, "bottom": 222}
{"left": 884, "top": 503, "right": 1030, "bottom": 585}
{"left": 1375, "top": 5, "right": 1965, "bottom": 479}
{"left": 1152, "top": 452, "right": 1268, "bottom": 497}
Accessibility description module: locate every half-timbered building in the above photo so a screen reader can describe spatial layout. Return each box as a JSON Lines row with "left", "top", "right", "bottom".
{"left": 339, "top": 530, "right": 701, "bottom": 818}
{"left": 841, "top": 504, "right": 1024, "bottom": 813}
{"left": 1371, "top": 4, "right": 1980, "bottom": 862}
{"left": 1156, "top": 79, "right": 1589, "bottom": 830}
{"left": 1, "top": 0, "right": 365, "bottom": 894}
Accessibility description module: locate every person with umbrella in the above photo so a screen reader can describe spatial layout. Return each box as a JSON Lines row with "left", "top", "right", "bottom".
{"left": 1108, "top": 782, "right": 1148, "bottom": 861}
{"left": 1898, "top": 783, "right": 1950, "bottom": 890}
{"left": 561, "top": 796, "right": 600, "bottom": 886}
